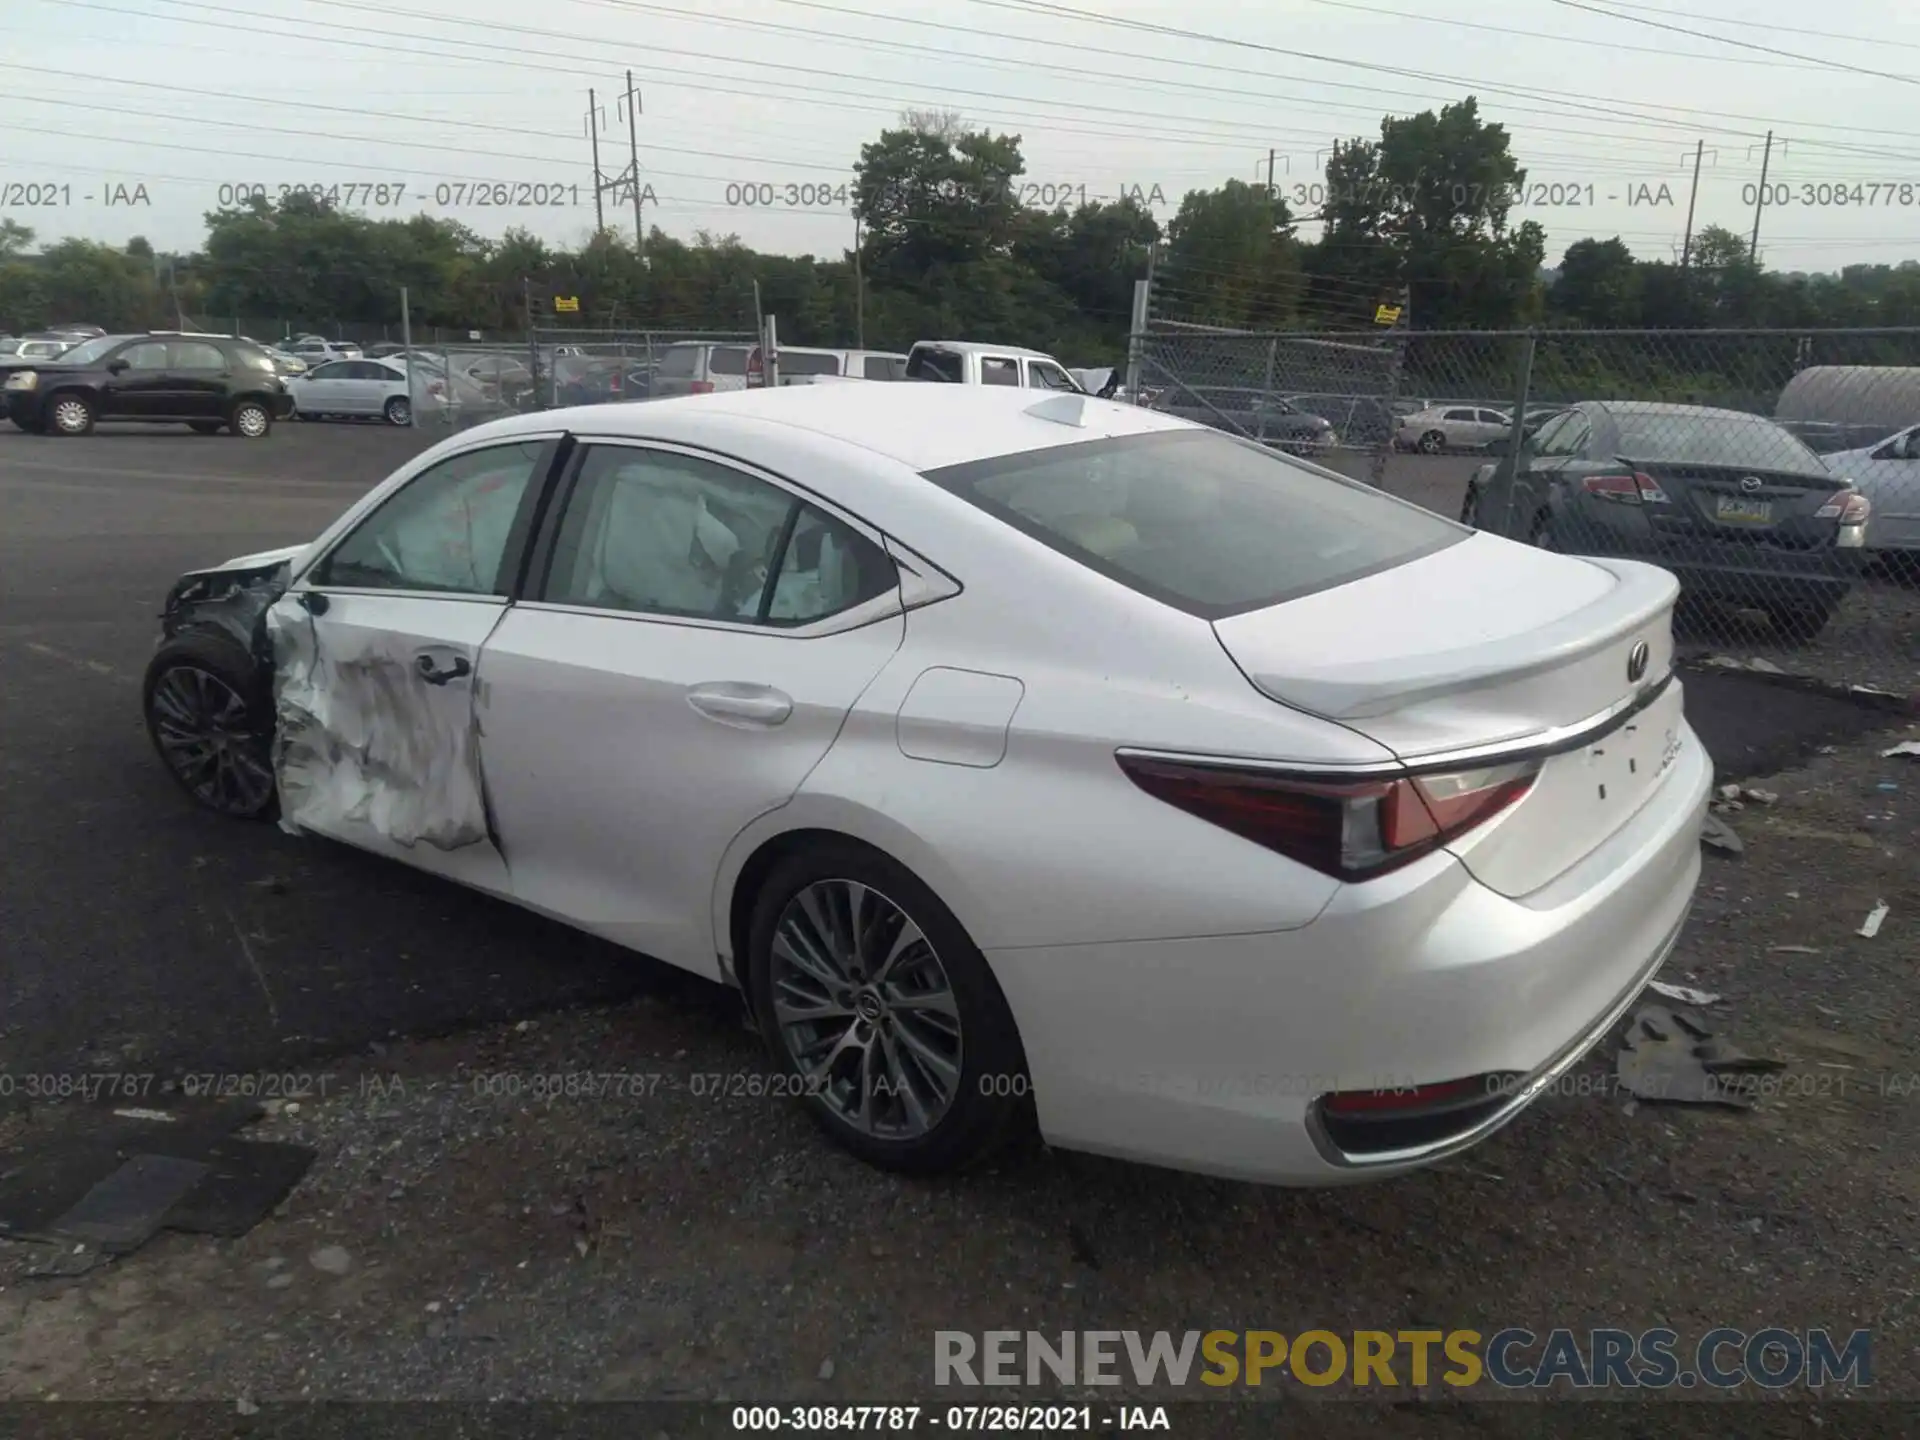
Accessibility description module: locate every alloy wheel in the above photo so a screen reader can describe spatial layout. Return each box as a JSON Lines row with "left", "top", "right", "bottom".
{"left": 386, "top": 397, "right": 411, "bottom": 426}
{"left": 235, "top": 404, "right": 269, "bottom": 437}
{"left": 148, "top": 665, "right": 276, "bottom": 815}
{"left": 768, "top": 879, "right": 963, "bottom": 1140}
{"left": 52, "top": 398, "right": 91, "bottom": 434}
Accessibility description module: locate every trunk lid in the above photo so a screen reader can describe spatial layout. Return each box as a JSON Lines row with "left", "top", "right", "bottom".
{"left": 1632, "top": 460, "right": 1846, "bottom": 548}
{"left": 1212, "top": 532, "right": 1685, "bottom": 896}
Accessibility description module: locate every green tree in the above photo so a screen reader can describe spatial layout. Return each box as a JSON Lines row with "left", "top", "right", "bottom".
{"left": 1160, "top": 179, "right": 1300, "bottom": 328}
{"left": 854, "top": 116, "right": 1028, "bottom": 283}
{"left": 1550, "top": 238, "right": 1642, "bottom": 327}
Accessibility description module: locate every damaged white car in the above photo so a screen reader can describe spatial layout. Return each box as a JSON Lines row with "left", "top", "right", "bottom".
{"left": 142, "top": 385, "right": 1710, "bottom": 1184}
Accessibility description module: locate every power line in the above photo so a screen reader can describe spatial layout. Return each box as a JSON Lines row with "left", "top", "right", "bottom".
{"left": 1586, "top": 0, "right": 1920, "bottom": 51}
{"left": 1545, "top": 0, "right": 1919, "bottom": 87}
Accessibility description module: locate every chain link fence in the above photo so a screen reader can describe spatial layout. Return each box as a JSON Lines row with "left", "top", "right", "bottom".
{"left": 1137, "top": 323, "right": 1920, "bottom": 691}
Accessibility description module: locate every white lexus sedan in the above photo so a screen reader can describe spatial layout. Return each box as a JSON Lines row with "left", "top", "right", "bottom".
{"left": 140, "top": 385, "right": 1710, "bottom": 1185}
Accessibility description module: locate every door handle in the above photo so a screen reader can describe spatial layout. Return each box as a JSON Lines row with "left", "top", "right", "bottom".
{"left": 416, "top": 653, "right": 472, "bottom": 686}
{"left": 687, "top": 683, "right": 792, "bottom": 727}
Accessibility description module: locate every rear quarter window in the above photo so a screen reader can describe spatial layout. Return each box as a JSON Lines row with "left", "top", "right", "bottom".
{"left": 656, "top": 345, "right": 701, "bottom": 378}
{"left": 709, "top": 347, "right": 749, "bottom": 376}
{"left": 923, "top": 429, "right": 1464, "bottom": 620}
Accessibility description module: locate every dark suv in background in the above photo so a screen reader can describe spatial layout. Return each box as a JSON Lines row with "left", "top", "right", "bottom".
{"left": 4, "top": 333, "right": 294, "bottom": 438}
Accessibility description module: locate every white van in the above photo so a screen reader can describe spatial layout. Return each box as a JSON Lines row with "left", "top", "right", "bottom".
{"left": 772, "top": 347, "right": 909, "bottom": 384}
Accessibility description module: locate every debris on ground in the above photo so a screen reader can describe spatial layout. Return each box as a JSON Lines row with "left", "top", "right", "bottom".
{"left": 1700, "top": 812, "right": 1745, "bottom": 855}
{"left": 1882, "top": 740, "right": 1920, "bottom": 760}
{"left": 1648, "top": 980, "right": 1722, "bottom": 1007}
{"left": 1770, "top": 944, "right": 1820, "bottom": 955}
{"left": 1857, "top": 901, "right": 1890, "bottom": 939}
{"left": 1615, "top": 1003, "right": 1785, "bottom": 1108}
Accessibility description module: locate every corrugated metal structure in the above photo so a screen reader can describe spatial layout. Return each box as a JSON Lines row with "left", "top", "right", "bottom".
{"left": 1775, "top": 365, "right": 1920, "bottom": 429}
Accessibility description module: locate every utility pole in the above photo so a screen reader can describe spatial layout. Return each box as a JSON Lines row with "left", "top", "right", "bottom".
{"left": 585, "top": 89, "right": 605, "bottom": 235}
{"left": 1680, "top": 140, "right": 1704, "bottom": 270}
{"left": 853, "top": 212, "right": 865, "bottom": 350}
{"left": 1749, "top": 129, "right": 1773, "bottom": 263}
{"left": 1266, "top": 147, "right": 1277, "bottom": 196}
{"left": 625, "top": 70, "right": 644, "bottom": 258}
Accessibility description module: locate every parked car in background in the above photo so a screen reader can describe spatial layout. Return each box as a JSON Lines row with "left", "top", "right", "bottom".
{"left": 1461, "top": 401, "right": 1869, "bottom": 638}
{"left": 288, "top": 358, "right": 442, "bottom": 425}
{"left": 0, "top": 335, "right": 75, "bottom": 363}
{"left": 367, "top": 342, "right": 409, "bottom": 358}
{"left": 766, "top": 347, "right": 909, "bottom": 384}
{"left": 1822, "top": 424, "right": 1920, "bottom": 568}
{"left": 548, "top": 354, "right": 652, "bottom": 406}
{"left": 137, "top": 383, "right": 1708, "bottom": 1185}
{"left": 49, "top": 323, "right": 106, "bottom": 338}
{"left": 904, "top": 341, "right": 1082, "bottom": 391}
{"left": 279, "top": 336, "right": 364, "bottom": 366}
{"left": 4, "top": 332, "right": 291, "bottom": 437}
{"left": 1157, "top": 388, "right": 1338, "bottom": 456}
{"left": 651, "top": 341, "right": 758, "bottom": 397}
{"left": 1396, "top": 404, "right": 1512, "bottom": 453}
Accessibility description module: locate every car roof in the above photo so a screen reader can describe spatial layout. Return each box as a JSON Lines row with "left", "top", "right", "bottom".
{"left": 911, "top": 340, "right": 1061, "bottom": 360}
{"left": 466, "top": 379, "right": 1195, "bottom": 471}
{"left": 1590, "top": 400, "right": 1772, "bottom": 422}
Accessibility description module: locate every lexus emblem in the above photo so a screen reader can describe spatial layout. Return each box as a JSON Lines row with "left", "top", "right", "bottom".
{"left": 1627, "top": 640, "right": 1650, "bottom": 684}
{"left": 1739, "top": 476, "right": 1764, "bottom": 493}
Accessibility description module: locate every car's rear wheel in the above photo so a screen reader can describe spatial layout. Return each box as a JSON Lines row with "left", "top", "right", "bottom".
{"left": 1418, "top": 429, "right": 1445, "bottom": 454}
{"left": 746, "top": 841, "right": 1031, "bottom": 1175}
{"left": 383, "top": 395, "right": 411, "bottom": 426}
{"left": 1766, "top": 601, "right": 1836, "bottom": 643}
{"left": 142, "top": 633, "right": 278, "bottom": 820}
{"left": 231, "top": 399, "right": 272, "bottom": 438}
{"left": 188, "top": 420, "right": 223, "bottom": 435}
{"left": 48, "top": 393, "right": 94, "bottom": 436}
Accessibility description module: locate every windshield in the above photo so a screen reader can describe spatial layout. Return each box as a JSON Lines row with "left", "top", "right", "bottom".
{"left": 923, "top": 429, "right": 1463, "bottom": 620}
{"left": 1612, "top": 410, "right": 1828, "bottom": 476}
{"left": 50, "top": 336, "right": 125, "bottom": 366}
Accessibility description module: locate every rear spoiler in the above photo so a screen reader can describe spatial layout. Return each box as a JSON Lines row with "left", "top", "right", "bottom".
{"left": 1241, "top": 558, "right": 1678, "bottom": 722}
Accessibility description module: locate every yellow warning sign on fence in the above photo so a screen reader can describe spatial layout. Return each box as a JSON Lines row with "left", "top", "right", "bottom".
{"left": 554, "top": 296, "right": 580, "bottom": 313}
{"left": 1374, "top": 303, "right": 1403, "bottom": 325}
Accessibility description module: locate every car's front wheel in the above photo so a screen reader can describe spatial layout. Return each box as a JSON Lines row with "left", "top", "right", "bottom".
{"left": 231, "top": 399, "right": 273, "bottom": 438}
{"left": 142, "top": 633, "right": 278, "bottom": 820}
{"left": 747, "top": 840, "right": 1032, "bottom": 1175}
{"left": 47, "top": 392, "right": 95, "bottom": 436}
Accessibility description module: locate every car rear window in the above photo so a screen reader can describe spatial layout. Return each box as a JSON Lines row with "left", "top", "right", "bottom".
{"left": 906, "top": 348, "right": 965, "bottom": 383}
{"left": 1611, "top": 411, "right": 1828, "bottom": 476}
{"left": 923, "top": 430, "right": 1463, "bottom": 620}
{"left": 777, "top": 351, "right": 841, "bottom": 376}
{"left": 657, "top": 345, "right": 700, "bottom": 378}
{"left": 865, "top": 356, "right": 905, "bottom": 380}
{"left": 709, "top": 347, "right": 749, "bottom": 376}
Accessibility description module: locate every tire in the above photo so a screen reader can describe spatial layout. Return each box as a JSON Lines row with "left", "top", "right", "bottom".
{"left": 47, "top": 392, "right": 95, "bottom": 436}
{"left": 142, "top": 632, "right": 279, "bottom": 820}
{"left": 1417, "top": 429, "right": 1445, "bottom": 454}
{"left": 1767, "top": 602, "right": 1835, "bottom": 643}
{"left": 383, "top": 395, "right": 412, "bottom": 426}
{"left": 188, "top": 420, "right": 224, "bottom": 435}
{"left": 230, "top": 398, "right": 272, "bottom": 438}
{"left": 1459, "top": 484, "right": 1480, "bottom": 526}
{"left": 746, "top": 839, "right": 1031, "bottom": 1175}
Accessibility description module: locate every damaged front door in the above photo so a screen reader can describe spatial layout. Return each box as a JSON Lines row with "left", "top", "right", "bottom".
{"left": 267, "top": 439, "right": 552, "bottom": 894}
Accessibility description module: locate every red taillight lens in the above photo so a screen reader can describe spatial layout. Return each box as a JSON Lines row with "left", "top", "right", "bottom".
{"left": 1815, "top": 490, "right": 1870, "bottom": 523}
{"left": 1116, "top": 755, "right": 1539, "bottom": 881}
{"left": 1581, "top": 472, "right": 1668, "bottom": 504}
{"left": 690, "top": 379, "right": 715, "bottom": 394}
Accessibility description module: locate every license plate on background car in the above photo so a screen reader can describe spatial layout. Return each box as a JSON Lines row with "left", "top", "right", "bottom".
{"left": 1715, "top": 495, "right": 1772, "bottom": 524}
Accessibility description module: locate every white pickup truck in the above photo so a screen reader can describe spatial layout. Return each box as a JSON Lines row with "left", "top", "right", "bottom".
{"left": 903, "top": 340, "right": 1085, "bottom": 392}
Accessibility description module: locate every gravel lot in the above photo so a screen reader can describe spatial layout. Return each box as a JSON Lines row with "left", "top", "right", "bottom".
{"left": 2, "top": 419, "right": 1917, "bottom": 1427}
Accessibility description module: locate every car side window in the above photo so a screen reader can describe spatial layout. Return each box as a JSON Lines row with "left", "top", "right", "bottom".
{"left": 543, "top": 446, "right": 895, "bottom": 626}
{"left": 1029, "top": 361, "right": 1077, "bottom": 391}
{"left": 119, "top": 342, "right": 170, "bottom": 370}
{"left": 308, "top": 362, "right": 345, "bottom": 380}
{"left": 1443, "top": 408, "right": 1477, "bottom": 422}
{"left": 173, "top": 341, "right": 227, "bottom": 370}
{"left": 863, "top": 355, "right": 896, "bottom": 380}
{"left": 1477, "top": 410, "right": 1507, "bottom": 426}
{"left": 981, "top": 357, "right": 1020, "bottom": 387}
{"left": 312, "top": 441, "right": 546, "bottom": 595}
{"left": 1528, "top": 413, "right": 1573, "bottom": 455}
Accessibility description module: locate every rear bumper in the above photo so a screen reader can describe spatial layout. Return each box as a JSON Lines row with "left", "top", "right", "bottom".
{"left": 986, "top": 721, "right": 1712, "bottom": 1186}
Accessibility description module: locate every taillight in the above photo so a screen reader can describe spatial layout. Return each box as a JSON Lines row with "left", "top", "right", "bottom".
{"left": 1580, "top": 472, "right": 1668, "bottom": 504}
{"left": 1115, "top": 755, "right": 1539, "bottom": 881}
{"left": 690, "top": 379, "right": 715, "bottom": 394}
{"left": 745, "top": 346, "right": 764, "bottom": 386}
{"left": 1815, "top": 490, "right": 1870, "bottom": 523}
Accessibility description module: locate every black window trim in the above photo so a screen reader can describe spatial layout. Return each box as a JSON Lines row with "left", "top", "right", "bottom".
{"left": 921, "top": 428, "right": 1466, "bottom": 622}
{"left": 298, "top": 434, "right": 568, "bottom": 601}
{"left": 519, "top": 435, "right": 907, "bottom": 639}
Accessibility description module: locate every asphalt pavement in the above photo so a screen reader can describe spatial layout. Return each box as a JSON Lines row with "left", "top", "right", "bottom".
{"left": 0, "top": 421, "right": 1902, "bottom": 1083}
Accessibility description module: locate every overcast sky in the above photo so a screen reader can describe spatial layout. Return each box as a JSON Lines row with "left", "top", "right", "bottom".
{"left": 9, "top": 0, "right": 1916, "bottom": 274}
